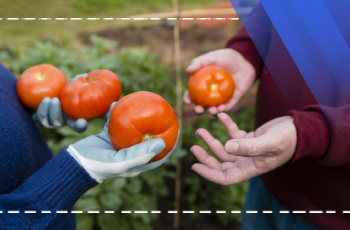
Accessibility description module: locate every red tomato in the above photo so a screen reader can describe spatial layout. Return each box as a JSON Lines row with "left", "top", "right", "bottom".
{"left": 188, "top": 65, "right": 235, "bottom": 108}
{"left": 60, "top": 69, "right": 122, "bottom": 120}
{"left": 16, "top": 64, "right": 67, "bottom": 110}
{"left": 108, "top": 91, "right": 178, "bottom": 162}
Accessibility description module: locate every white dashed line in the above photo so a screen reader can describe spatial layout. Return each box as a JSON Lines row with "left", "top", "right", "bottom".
{"left": 24, "top": 211, "right": 36, "bottom": 213}
{"left": 293, "top": 211, "right": 306, "bottom": 214}
{"left": 263, "top": 211, "right": 273, "bottom": 213}
{"left": 246, "top": 211, "right": 258, "bottom": 214}
{"left": 199, "top": 211, "right": 211, "bottom": 214}
{"left": 103, "top": 18, "right": 114, "bottom": 20}
{"left": 41, "top": 211, "right": 51, "bottom": 214}
{"left": 105, "top": 211, "right": 115, "bottom": 213}
{"left": 326, "top": 211, "right": 336, "bottom": 213}
{"left": 7, "top": 18, "right": 19, "bottom": 20}
{"left": 216, "top": 211, "right": 226, "bottom": 213}
{"left": 122, "top": 211, "right": 131, "bottom": 213}
{"left": 56, "top": 210, "right": 68, "bottom": 213}
{"left": 151, "top": 211, "right": 161, "bottom": 213}
{"left": 88, "top": 211, "right": 99, "bottom": 213}
{"left": 183, "top": 210, "right": 194, "bottom": 214}
{"left": 71, "top": 211, "right": 83, "bottom": 213}
{"left": 8, "top": 211, "right": 19, "bottom": 213}
{"left": 310, "top": 211, "right": 323, "bottom": 213}
{"left": 135, "top": 211, "right": 148, "bottom": 213}
{"left": 343, "top": 211, "right": 350, "bottom": 214}
{"left": 168, "top": 211, "right": 178, "bottom": 213}
{"left": 231, "top": 211, "right": 241, "bottom": 213}
{"left": 280, "top": 211, "right": 290, "bottom": 213}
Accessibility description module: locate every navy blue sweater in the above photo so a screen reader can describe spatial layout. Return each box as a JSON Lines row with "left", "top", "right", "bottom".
{"left": 0, "top": 64, "right": 98, "bottom": 229}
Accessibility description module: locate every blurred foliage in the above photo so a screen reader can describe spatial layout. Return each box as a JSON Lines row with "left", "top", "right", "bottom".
{"left": 0, "top": 36, "right": 254, "bottom": 229}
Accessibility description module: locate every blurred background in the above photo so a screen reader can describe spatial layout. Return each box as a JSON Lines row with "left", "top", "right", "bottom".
{"left": 0, "top": 0, "right": 258, "bottom": 229}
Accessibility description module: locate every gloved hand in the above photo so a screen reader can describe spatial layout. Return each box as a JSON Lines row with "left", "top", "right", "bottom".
{"left": 32, "top": 73, "right": 97, "bottom": 133}
{"left": 67, "top": 102, "right": 180, "bottom": 183}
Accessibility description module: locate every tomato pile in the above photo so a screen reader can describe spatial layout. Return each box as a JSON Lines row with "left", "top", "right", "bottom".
{"left": 16, "top": 63, "right": 233, "bottom": 162}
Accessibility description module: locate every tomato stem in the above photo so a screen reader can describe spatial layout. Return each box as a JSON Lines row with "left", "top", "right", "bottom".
{"left": 142, "top": 133, "right": 154, "bottom": 142}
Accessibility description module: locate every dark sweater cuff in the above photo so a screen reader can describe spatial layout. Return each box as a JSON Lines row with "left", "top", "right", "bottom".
{"left": 28, "top": 148, "right": 98, "bottom": 210}
{"left": 287, "top": 109, "right": 331, "bottom": 163}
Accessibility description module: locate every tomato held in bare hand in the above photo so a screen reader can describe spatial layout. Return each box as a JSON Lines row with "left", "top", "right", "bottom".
{"left": 60, "top": 69, "right": 122, "bottom": 120}
{"left": 188, "top": 65, "right": 235, "bottom": 108}
{"left": 16, "top": 64, "right": 67, "bottom": 110}
{"left": 108, "top": 91, "right": 178, "bottom": 162}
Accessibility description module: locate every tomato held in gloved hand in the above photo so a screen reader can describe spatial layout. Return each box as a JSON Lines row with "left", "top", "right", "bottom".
{"left": 108, "top": 91, "right": 179, "bottom": 162}
{"left": 187, "top": 65, "right": 235, "bottom": 108}
{"left": 60, "top": 69, "right": 122, "bottom": 120}
{"left": 16, "top": 64, "right": 67, "bottom": 110}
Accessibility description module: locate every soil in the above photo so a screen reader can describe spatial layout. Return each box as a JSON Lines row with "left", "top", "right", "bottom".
{"left": 79, "top": 22, "right": 242, "bottom": 66}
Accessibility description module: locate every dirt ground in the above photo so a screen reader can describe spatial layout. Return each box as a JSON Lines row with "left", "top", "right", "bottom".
{"left": 79, "top": 21, "right": 242, "bottom": 66}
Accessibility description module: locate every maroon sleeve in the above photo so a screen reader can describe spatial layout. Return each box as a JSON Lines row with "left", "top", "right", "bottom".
{"left": 287, "top": 104, "right": 350, "bottom": 167}
{"left": 225, "top": 26, "right": 264, "bottom": 76}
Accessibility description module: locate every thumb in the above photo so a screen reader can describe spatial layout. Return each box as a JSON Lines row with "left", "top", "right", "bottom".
{"left": 64, "top": 114, "right": 88, "bottom": 133}
{"left": 186, "top": 59, "right": 202, "bottom": 73}
{"left": 224, "top": 134, "right": 277, "bottom": 157}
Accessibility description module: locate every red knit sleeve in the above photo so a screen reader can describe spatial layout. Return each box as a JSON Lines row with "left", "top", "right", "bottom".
{"left": 287, "top": 104, "right": 350, "bottom": 167}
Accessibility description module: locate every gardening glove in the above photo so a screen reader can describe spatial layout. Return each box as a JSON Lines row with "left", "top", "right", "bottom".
{"left": 67, "top": 102, "right": 180, "bottom": 183}
{"left": 32, "top": 73, "right": 106, "bottom": 133}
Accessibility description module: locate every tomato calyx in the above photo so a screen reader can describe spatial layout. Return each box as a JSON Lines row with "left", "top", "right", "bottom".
{"left": 35, "top": 74, "right": 46, "bottom": 81}
{"left": 210, "top": 83, "right": 218, "bottom": 91}
{"left": 142, "top": 133, "right": 154, "bottom": 142}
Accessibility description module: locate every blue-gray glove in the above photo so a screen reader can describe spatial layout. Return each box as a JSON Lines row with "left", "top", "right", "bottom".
{"left": 67, "top": 102, "right": 179, "bottom": 183}
{"left": 32, "top": 73, "right": 106, "bottom": 133}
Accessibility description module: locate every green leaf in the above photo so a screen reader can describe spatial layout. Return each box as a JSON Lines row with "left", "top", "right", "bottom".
{"left": 97, "top": 213, "right": 119, "bottom": 230}
{"left": 75, "top": 197, "right": 100, "bottom": 212}
{"left": 99, "top": 192, "right": 122, "bottom": 210}
{"left": 125, "top": 178, "right": 141, "bottom": 195}
{"left": 106, "top": 178, "right": 126, "bottom": 192}
{"left": 76, "top": 213, "right": 95, "bottom": 230}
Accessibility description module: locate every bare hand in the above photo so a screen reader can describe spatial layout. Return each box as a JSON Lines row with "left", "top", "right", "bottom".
{"left": 190, "top": 113, "right": 297, "bottom": 186}
{"left": 183, "top": 49, "right": 256, "bottom": 115}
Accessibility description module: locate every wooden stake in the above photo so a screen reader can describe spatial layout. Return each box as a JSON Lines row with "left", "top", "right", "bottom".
{"left": 173, "top": 0, "right": 182, "bottom": 229}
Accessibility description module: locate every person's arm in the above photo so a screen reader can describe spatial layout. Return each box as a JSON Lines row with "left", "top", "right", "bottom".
{"left": 288, "top": 104, "right": 350, "bottom": 167}
{"left": 225, "top": 3, "right": 272, "bottom": 77}
{"left": 0, "top": 103, "right": 179, "bottom": 229}
{"left": 0, "top": 149, "right": 97, "bottom": 229}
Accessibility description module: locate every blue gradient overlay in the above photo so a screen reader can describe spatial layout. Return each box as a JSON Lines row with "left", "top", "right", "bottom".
{"left": 230, "top": 0, "right": 350, "bottom": 124}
